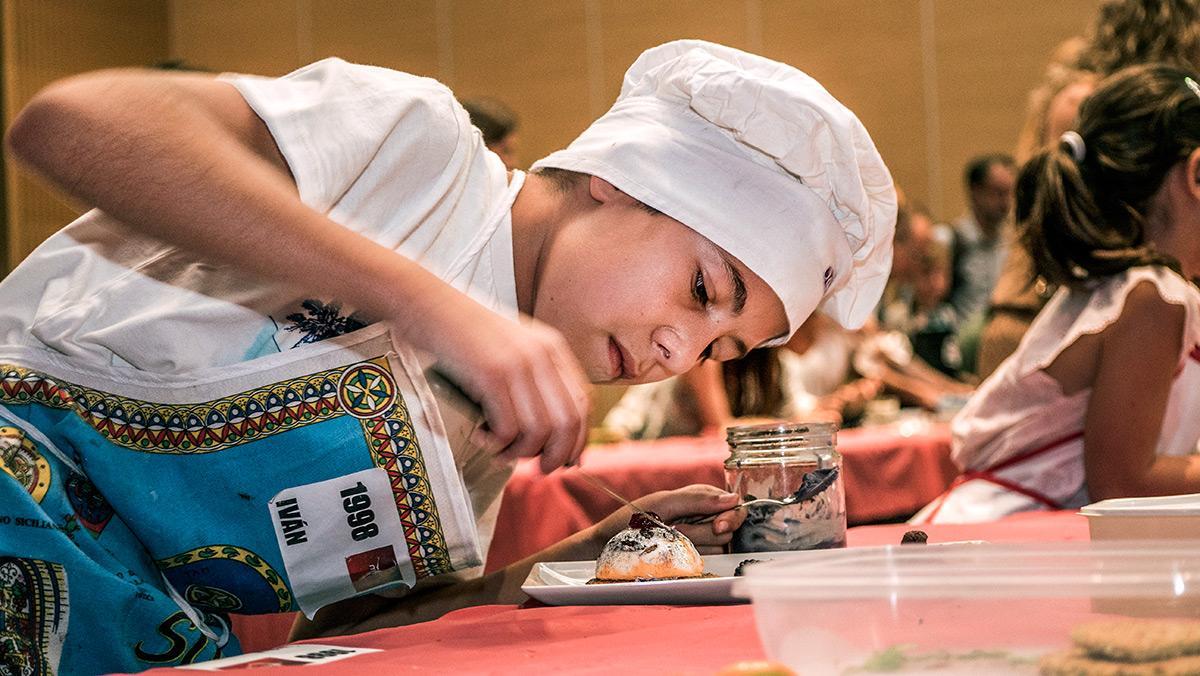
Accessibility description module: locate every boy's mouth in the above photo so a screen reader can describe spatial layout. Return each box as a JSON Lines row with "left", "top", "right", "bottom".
{"left": 608, "top": 336, "right": 636, "bottom": 380}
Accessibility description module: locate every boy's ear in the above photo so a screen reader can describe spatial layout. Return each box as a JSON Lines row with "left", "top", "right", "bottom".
{"left": 588, "top": 175, "right": 638, "bottom": 206}
{"left": 1187, "top": 148, "right": 1200, "bottom": 201}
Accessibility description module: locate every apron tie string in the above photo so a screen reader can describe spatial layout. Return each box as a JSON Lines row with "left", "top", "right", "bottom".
{"left": 920, "top": 429, "right": 1083, "bottom": 523}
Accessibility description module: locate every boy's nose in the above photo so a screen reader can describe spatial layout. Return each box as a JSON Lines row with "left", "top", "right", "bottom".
{"left": 650, "top": 325, "right": 706, "bottom": 376}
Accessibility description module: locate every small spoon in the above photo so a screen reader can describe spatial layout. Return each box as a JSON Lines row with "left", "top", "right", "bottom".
{"left": 674, "top": 495, "right": 800, "bottom": 525}
{"left": 674, "top": 467, "right": 840, "bottom": 525}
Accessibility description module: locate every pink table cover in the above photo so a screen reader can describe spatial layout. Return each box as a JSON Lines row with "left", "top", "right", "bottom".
{"left": 214, "top": 511, "right": 1084, "bottom": 672}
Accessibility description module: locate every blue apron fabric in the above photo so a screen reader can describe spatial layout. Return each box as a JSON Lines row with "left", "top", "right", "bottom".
{"left": 0, "top": 326, "right": 477, "bottom": 674}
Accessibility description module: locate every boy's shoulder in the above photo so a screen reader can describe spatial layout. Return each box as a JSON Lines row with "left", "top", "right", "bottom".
{"left": 229, "top": 57, "right": 470, "bottom": 145}
{"left": 224, "top": 58, "right": 481, "bottom": 211}
{"left": 285, "top": 57, "right": 467, "bottom": 129}
{"left": 284, "top": 57, "right": 456, "bottom": 98}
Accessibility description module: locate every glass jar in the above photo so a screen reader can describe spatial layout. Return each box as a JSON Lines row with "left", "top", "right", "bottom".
{"left": 724, "top": 421, "right": 846, "bottom": 553}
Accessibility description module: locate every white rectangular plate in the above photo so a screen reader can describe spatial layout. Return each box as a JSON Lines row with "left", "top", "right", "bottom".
{"left": 521, "top": 551, "right": 816, "bottom": 606}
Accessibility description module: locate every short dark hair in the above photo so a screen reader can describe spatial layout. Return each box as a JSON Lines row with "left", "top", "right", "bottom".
{"left": 151, "top": 59, "right": 210, "bottom": 72}
{"left": 531, "top": 167, "right": 661, "bottom": 216}
{"left": 965, "top": 154, "right": 1016, "bottom": 188}
{"left": 461, "top": 98, "right": 518, "bottom": 145}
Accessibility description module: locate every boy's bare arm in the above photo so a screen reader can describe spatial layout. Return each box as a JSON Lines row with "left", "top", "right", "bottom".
{"left": 6, "top": 69, "right": 588, "bottom": 470}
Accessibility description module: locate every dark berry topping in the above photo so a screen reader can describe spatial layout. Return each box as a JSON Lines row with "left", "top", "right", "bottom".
{"left": 628, "top": 511, "right": 666, "bottom": 530}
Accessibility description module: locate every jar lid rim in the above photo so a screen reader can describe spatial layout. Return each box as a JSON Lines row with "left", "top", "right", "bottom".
{"left": 725, "top": 420, "right": 837, "bottom": 443}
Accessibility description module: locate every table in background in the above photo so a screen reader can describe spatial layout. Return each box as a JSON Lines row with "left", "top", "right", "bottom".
{"left": 485, "top": 422, "right": 957, "bottom": 571}
{"left": 205, "top": 512, "right": 1087, "bottom": 675}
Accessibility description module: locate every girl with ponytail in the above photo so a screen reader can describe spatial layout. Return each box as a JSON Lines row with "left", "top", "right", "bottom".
{"left": 915, "top": 63, "right": 1200, "bottom": 523}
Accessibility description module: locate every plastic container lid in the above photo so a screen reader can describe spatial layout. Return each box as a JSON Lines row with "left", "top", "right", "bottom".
{"left": 1080, "top": 493, "right": 1200, "bottom": 517}
{"left": 731, "top": 541, "right": 1200, "bottom": 600}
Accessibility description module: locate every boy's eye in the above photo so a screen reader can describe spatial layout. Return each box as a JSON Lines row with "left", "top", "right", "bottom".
{"left": 693, "top": 269, "right": 709, "bottom": 306}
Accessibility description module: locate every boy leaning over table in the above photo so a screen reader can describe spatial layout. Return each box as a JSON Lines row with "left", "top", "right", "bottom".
{"left": 0, "top": 40, "right": 894, "bottom": 672}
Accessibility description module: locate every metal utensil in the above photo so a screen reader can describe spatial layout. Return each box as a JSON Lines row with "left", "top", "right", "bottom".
{"left": 674, "top": 495, "right": 802, "bottom": 525}
{"left": 676, "top": 467, "right": 841, "bottom": 525}
{"left": 573, "top": 468, "right": 673, "bottom": 530}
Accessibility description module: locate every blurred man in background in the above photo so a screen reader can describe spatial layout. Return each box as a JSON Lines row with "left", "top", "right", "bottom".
{"left": 947, "top": 154, "right": 1017, "bottom": 324}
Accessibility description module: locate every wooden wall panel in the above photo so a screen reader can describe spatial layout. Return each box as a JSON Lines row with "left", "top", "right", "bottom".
{"left": 309, "top": 0, "right": 440, "bottom": 77}
{"left": 2, "top": 0, "right": 168, "bottom": 274}
{"left": 931, "top": 0, "right": 1102, "bottom": 219}
{"left": 447, "top": 1, "right": 591, "bottom": 168}
{"left": 595, "top": 1, "right": 753, "bottom": 110}
{"left": 761, "top": 0, "right": 929, "bottom": 217}
{"left": 170, "top": 0, "right": 308, "bottom": 76}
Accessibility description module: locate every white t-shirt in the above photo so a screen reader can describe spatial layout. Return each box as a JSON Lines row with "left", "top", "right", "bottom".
{"left": 0, "top": 57, "right": 519, "bottom": 372}
{"left": 0, "top": 57, "right": 522, "bottom": 563}
{"left": 913, "top": 266, "right": 1200, "bottom": 524}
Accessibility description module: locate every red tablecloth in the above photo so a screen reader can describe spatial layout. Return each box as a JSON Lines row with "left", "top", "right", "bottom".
{"left": 485, "top": 423, "right": 957, "bottom": 571}
{"left": 218, "top": 511, "right": 1084, "bottom": 671}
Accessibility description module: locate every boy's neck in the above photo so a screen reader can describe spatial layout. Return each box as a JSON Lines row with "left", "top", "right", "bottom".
{"left": 509, "top": 171, "right": 584, "bottom": 317}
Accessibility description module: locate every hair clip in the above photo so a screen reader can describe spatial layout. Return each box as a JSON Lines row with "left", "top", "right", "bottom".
{"left": 1186, "top": 77, "right": 1200, "bottom": 100}
{"left": 1060, "top": 131, "right": 1086, "bottom": 163}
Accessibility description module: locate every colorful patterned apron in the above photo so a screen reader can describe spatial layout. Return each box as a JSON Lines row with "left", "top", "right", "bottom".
{"left": 0, "top": 324, "right": 479, "bottom": 674}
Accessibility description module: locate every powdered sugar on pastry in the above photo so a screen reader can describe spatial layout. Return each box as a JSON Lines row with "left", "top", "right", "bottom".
{"left": 593, "top": 513, "right": 704, "bottom": 582}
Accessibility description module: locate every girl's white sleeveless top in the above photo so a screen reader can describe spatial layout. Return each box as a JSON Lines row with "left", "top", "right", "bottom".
{"left": 917, "top": 266, "right": 1200, "bottom": 523}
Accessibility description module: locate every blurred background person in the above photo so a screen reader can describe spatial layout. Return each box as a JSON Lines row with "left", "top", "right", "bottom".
{"left": 977, "top": 0, "right": 1200, "bottom": 377}
{"left": 917, "top": 62, "right": 1200, "bottom": 523}
{"left": 946, "top": 154, "right": 1018, "bottom": 325}
{"left": 886, "top": 207, "right": 962, "bottom": 378}
{"left": 860, "top": 193, "right": 975, "bottom": 411}
{"left": 462, "top": 96, "right": 521, "bottom": 169}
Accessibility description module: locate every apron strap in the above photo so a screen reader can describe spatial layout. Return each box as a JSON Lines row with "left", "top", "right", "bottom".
{"left": 0, "top": 402, "right": 84, "bottom": 475}
{"left": 919, "top": 429, "right": 1083, "bottom": 523}
{"left": 160, "top": 571, "right": 231, "bottom": 649}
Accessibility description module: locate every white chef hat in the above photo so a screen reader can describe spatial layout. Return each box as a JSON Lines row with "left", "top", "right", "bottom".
{"left": 532, "top": 40, "right": 896, "bottom": 334}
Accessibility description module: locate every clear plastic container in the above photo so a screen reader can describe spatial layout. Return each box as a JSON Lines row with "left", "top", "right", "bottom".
{"left": 1081, "top": 493, "right": 1200, "bottom": 541}
{"left": 723, "top": 422, "right": 845, "bottom": 553}
{"left": 732, "top": 542, "right": 1200, "bottom": 675}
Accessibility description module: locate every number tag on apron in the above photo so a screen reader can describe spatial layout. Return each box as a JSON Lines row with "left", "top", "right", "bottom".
{"left": 269, "top": 468, "right": 416, "bottom": 618}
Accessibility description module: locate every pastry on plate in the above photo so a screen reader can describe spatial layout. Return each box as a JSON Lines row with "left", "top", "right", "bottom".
{"left": 589, "top": 512, "right": 706, "bottom": 583}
